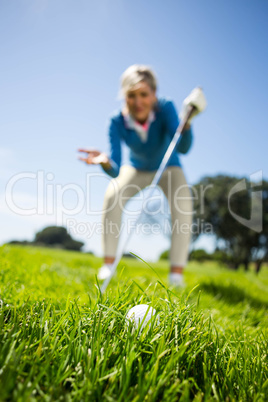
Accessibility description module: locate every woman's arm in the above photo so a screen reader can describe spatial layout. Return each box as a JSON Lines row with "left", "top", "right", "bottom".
{"left": 101, "top": 117, "right": 122, "bottom": 178}
{"left": 78, "top": 118, "right": 121, "bottom": 177}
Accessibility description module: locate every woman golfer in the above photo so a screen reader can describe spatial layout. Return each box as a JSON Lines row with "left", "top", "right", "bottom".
{"left": 79, "top": 65, "right": 206, "bottom": 287}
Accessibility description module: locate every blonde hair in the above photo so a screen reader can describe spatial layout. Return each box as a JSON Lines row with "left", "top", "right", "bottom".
{"left": 119, "top": 64, "right": 157, "bottom": 99}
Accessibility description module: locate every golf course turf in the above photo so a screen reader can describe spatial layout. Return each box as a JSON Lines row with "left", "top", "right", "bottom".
{"left": 0, "top": 245, "right": 267, "bottom": 401}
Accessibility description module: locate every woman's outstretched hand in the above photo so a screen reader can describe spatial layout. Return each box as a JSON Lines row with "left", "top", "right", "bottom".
{"left": 78, "top": 149, "right": 111, "bottom": 169}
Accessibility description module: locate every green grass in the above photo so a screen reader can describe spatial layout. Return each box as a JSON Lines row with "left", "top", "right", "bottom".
{"left": 0, "top": 245, "right": 267, "bottom": 401}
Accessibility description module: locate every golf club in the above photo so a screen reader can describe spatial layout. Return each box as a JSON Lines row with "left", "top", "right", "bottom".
{"left": 100, "top": 103, "right": 196, "bottom": 293}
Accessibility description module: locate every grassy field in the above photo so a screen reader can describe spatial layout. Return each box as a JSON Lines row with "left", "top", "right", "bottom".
{"left": 0, "top": 244, "right": 267, "bottom": 401}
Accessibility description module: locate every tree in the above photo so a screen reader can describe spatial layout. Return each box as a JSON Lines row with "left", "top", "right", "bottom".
{"left": 189, "top": 249, "right": 212, "bottom": 262}
{"left": 159, "top": 249, "right": 169, "bottom": 260}
{"left": 34, "top": 226, "right": 84, "bottom": 251}
{"left": 192, "top": 175, "right": 268, "bottom": 272}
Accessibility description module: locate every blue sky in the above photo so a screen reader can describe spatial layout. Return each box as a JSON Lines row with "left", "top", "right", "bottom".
{"left": 0, "top": 0, "right": 267, "bottom": 261}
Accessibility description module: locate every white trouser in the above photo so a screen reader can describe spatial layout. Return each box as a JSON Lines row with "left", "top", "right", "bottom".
{"left": 102, "top": 165, "right": 193, "bottom": 267}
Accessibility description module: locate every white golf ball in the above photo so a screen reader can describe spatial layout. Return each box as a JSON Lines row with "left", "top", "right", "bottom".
{"left": 125, "top": 304, "right": 159, "bottom": 330}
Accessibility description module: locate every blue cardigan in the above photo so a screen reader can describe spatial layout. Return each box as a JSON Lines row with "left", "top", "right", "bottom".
{"left": 102, "top": 97, "right": 193, "bottom": 178}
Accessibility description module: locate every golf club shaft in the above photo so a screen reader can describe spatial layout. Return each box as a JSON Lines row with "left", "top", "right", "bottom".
{"left": 100, "top": 105, "right": 195, "bottom": 293}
